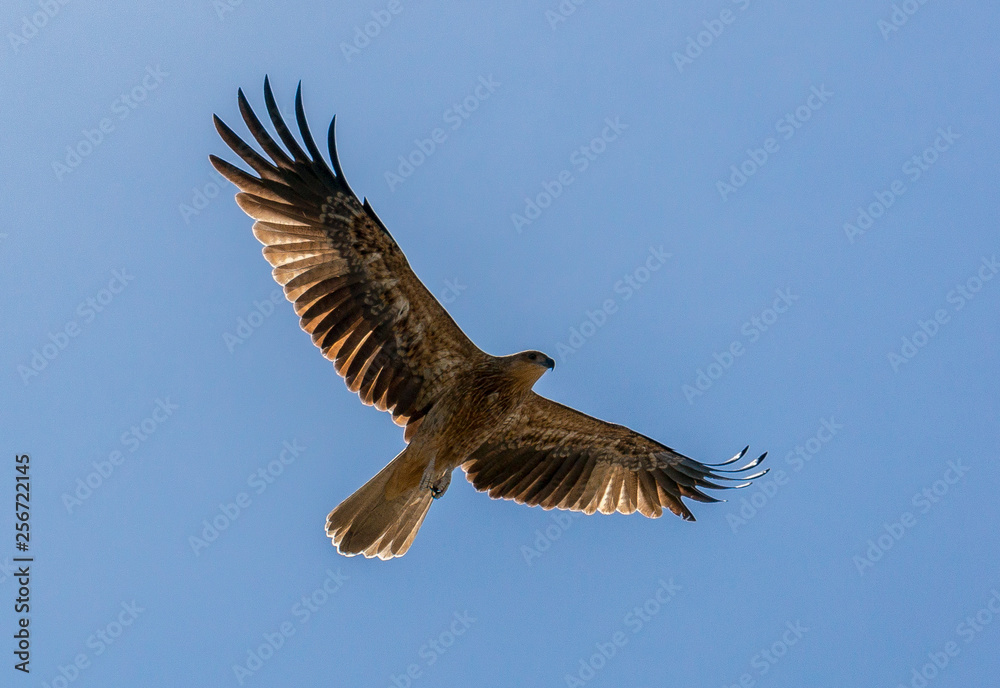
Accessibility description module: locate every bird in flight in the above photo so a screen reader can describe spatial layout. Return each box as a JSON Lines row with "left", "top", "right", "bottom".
{"left": 212, "top": 79, "right": 767, "bottom": 560}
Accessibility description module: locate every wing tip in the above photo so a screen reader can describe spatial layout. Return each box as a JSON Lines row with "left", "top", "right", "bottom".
{"left": 651, "top": 445, "right": 770, "bottom": 520}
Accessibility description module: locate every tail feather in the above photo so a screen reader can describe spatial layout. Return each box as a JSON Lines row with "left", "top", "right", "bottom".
{"left": 366, "top": 490, "right": 433, "bottom": 558}
{"left": 326, "top": 450, "right": 433, "bottom": 560}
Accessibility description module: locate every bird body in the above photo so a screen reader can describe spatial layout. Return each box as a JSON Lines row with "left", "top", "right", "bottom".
{"left": 212, "top": 79, "right": 767, "bottom": 560}
{"left": 419, "top": 354, "right": 552, "bottom": 467}
{"left": 331, "top": 353, "right": 551, "bottom": 556}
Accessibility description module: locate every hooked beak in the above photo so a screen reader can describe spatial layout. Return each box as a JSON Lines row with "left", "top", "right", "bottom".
{"left": 544, "top": 356, "right": 556, "bottom": 370}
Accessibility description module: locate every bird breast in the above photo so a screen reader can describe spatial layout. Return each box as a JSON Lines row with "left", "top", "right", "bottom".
{"left": 420, "top": 371, "right": 530, "bottom": 469}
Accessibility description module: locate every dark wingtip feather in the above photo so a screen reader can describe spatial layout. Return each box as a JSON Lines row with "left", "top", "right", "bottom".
{"left": 212, "top": 113, "right": 231, "bottom": 137}
{"left": 262, "top": 75, "right": 276, "bottom": 115}
{"left": 665, "top": 446, "right": 769, "bottom": 512}
{"left": 327, "top": 114, "right": 356, "bottom": 197}
{"left": 294, "top": 82, "right": 338, "bottom": 189}
{"left": 294, "top": 84, "right": 314, "bottom": 157}
{"left": 707, "top": 445, "right": 749, "bottom": 467}
{"left": 212, "top": 112, "right": 284, "bottom": 181}
{"left": 236, "top": 87, "right": 250, "bottom": 117}
{"left": 214, "top": 113, "right": 245, "bottom": 149}
{"left": 712, "top": 450, "right": 767, "bottom": 473}
{"left": 263, "top": 76, "right": 310, "bottom": 163}
{"left": 208, "top": 153, "right": 232, "bottom": 178}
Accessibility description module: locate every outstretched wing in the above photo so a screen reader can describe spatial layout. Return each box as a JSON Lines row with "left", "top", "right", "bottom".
{"left": 211, "top": 78, "right": 482, "bottom": 437}
{"left": 462, "top": 393, "right": 767, "bottom": 519}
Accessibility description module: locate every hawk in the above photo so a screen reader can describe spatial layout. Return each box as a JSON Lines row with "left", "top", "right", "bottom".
{"left": 211, "top": 79, "right": 767, "bottom": 560}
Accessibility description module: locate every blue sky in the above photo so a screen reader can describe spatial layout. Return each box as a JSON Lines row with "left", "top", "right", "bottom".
{"left": 2, "top": 1, "right": 998, "bottom": 686}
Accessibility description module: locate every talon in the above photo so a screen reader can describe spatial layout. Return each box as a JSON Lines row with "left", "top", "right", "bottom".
{"left": 428, "top": 470, "right": 452, "bottom": 499}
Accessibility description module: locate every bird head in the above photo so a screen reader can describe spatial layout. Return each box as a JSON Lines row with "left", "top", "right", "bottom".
{"left": 505, "top": 350, "right": 555, "bottom": 386}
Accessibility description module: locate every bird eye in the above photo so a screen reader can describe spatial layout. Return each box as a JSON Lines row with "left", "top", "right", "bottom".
{"left": 528, "top": 353, "right": 537, "bottom": 360}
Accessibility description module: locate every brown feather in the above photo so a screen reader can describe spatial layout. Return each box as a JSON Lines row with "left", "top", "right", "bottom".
{"left": 214, "top": 83, "right": 485, "bottom": 440}
{"left": 463, "top": 393, "right": 765, "bottom": 521}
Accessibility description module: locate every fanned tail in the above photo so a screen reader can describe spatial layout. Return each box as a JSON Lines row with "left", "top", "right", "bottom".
{"left": 326, "top": 448, "right": 433, "bottom": 560}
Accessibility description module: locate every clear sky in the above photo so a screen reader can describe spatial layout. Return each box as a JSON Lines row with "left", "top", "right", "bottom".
{"left": 2, "top": 1, "right": 998, "bottom": 686}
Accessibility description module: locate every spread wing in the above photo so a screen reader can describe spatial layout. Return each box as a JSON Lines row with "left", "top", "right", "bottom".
{"left": 211, "top": 78, "right": 482, "bottom": 437}
{"left": 462, "top": 393, "right": 767, "bottom": 519}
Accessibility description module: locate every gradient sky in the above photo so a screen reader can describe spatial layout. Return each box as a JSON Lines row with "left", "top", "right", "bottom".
{"left": 2, "top": 1, "right": 999, "bottom": 686}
